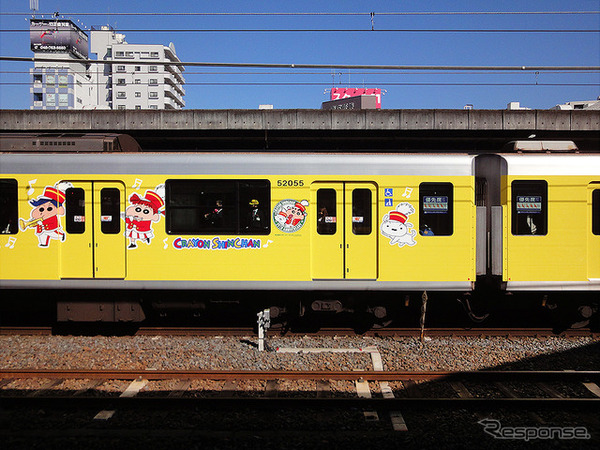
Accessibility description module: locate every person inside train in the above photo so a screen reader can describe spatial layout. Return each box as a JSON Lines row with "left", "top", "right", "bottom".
{"left": 205, "top": 199, "right": 224, "bottom": 228}
{"left": 244, "top": 198, "right": 266, "bottom": 231}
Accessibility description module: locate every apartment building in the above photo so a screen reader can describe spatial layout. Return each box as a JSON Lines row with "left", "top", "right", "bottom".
{"left": 30, "top": 20, "right": 185, "bottom": 110}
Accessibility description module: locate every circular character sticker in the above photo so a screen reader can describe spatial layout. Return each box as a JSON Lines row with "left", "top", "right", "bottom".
{"left": 273, "top": 199, "right": 309, "bottom": 233}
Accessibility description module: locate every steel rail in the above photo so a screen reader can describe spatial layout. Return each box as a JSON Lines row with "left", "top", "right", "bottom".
{"left": 1, "top": 369, "right": 599, "bottom": 382}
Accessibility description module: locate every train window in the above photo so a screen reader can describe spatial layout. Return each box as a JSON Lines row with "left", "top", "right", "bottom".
{"left": 0, "top": 179, "right": 18, "bottom": 234}
{"left": 593, "top": 190, "right": 600, "bottom": 236}
{"left": 419, "top": 183, "right": 453, "bottom": 236}
{"left": 317, "top": 189, "right": 337, "bottom": 235}
{"left": 511, "top": 180, "right": 548, "bottom": 236}
{"left": 65, "top": 188, "right": 85, "bottom": 234}
{"left": 166, "top": 179, "right": 270, "bottom": 235}
{"left": 100, "top": 188, "right": 121, "bottom": 234}
{"left": 352, "top": 189, "right": 372, "bottom": 235}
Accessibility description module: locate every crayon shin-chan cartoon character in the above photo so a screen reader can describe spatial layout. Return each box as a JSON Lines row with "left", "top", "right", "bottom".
{"left": 125, "top": 189, "right": 164, "bottom": 248}
{"left": 25, "top": 186, "right": 67, "bottom": 247}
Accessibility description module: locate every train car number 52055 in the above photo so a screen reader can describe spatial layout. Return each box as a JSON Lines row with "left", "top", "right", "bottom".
{"left": 277, "top": 180, "right": 305, "bottom": 187}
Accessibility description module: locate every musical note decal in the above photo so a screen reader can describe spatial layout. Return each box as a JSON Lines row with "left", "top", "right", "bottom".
{"left": 263, "top": 239, "right": 274, "bottom": 248}
{"left": 163, "top": 238, "right": 169, "bottom": 249}
{"left": 132, "top": 178, "right": 143, "bottom": 190}
{"left": 5, "top": 237, "right": 17, "bottom": 249}
{"left": 27, "top": 179, "right": 37, "bottom": 196}
{"left": 402, "top": 187, "right": 413, "bottom": 199}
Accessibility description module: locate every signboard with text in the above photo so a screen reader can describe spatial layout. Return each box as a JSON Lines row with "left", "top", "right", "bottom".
{"left": 331, "top": 88, "right": 382, "bottom": 109}
{"left": 30, "top": 19, "right": 88, "bottom": 59}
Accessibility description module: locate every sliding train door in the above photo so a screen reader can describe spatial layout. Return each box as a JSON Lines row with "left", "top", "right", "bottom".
{"left": 310, "top": 182, "right": 378, "bottom": 280}
{"left": 61, "top": 181, "right": 126, "bottom": 279}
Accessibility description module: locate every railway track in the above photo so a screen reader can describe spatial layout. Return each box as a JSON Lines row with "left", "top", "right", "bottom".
{"left": 1, "top": 326, "right": 598, "bottom": 337}
{"left": 2, "top": 368, "right": 598, "bottom": 444}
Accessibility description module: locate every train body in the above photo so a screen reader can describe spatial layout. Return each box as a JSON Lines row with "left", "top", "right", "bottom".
{"left": 1, "top": 146, "right": 599, "bottom": 323}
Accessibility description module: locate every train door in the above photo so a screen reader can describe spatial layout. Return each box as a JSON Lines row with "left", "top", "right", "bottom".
{"left": 589, "top": 183, "right": 600, "bottom": 281}
{"left": 61, "top": 181, "right": 126, "bottom": 279}
{"left": 311, "top": 182, "right": 378, "bottom": 280}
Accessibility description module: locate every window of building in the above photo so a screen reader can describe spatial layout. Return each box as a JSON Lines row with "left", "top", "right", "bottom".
{"left": 126, "top": 51, "right": 134, "bottom": 58}
{"left": 316, "top": 189, "right": 337, "bottom": 235}
{"left": 166, "top": 179, "right": 271, "bottom": 235}
{"left": 117, "top": 92, "right": 126, "bottom": 99}
{"left": 151, "top": 52, "right": 159, "bottom": 58}
{"left": 115, "top": 51, "right": 124, "bottom": 57}
{"left": 149, "top": 92, "right": 158, "bottom": 98}
{"left": 135, "top": 105, "right": 141, "bottom": 110}
{"left": 58, "top": 94, "right": 68, "bottom": 107}
{"left": 149, "top": 105, "right": 158, "bottom": 109}
{"left": 117, "top": 105, "right": 126, "bottom": 110}
{"left": 134, "top": 66, "right": 141, "bottom": 71}
{"left": 419, "top": 183, "right": 454, "bottom": 236}
{"left": 46, "top": 74, "right": 56, "bottom": 86}
{"left": 77, "top": 97, "right": 82, "bottom": 104}
{"left": 58, "top": 75, "right": 68, "bottom": 88}
{"left": 0, "top": 179, "right": 18, "bottom": 234}
{"left": 593, "top": 189, "right": 600, "bottom": 236}
{"left": 33, "top": 93, "right": 43, "bottom": 102}
{"left": 46, "top": 93, "right": 56, "bottom": 106}
{"left": 141, "top": 52, "right": 150, "bottom": 58}
{"left": 511, "top": 180, "right": 548, "bottom": 236}
{"left": 65, "top": 188, "right": 85, "bottom": 234}
{"left": 117, "top": 78, "right": 126, "bottom": 85}
{"left": 33, "top": 74, "right": 42, "bottom": 83}
{"left": 116, "top": 65, "right": 126, "bottom": 72}
{"left": 100, "top": 188, "right": 121, "bottom": 234}
{"left": 134, "top": 79, "right": 141, "bottom": 84}
{"left": 135, "top": 92, "right": 141, "bottom": 98}
{"left": 149, "top": 79, "right": 158, "bottom": 86}
{"left": 149, "top": 66, "right": 158, "bottom": 72}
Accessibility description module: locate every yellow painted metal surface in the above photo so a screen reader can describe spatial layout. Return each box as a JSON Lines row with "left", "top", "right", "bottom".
{"left": 504, "top": 176, "right": 599, "bottom": 282}
{"left": 93, "top": 182, "right": 126, "bottom": 279}
{"left": 344, "top": 182, "right": 378, "bottom": 280}
{"left": 2, "top": 173, "right": 478, "bottom": 285}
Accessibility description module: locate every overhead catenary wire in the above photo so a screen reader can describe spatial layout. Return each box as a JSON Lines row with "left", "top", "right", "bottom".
{"left": 3, "top": 28, "right": 598, "bottom": 33}
{"left": 3, "top": 57, "right": 599, "bottom": 72}
{"left": 2, "top": 11, "right": 599, "bottom": 16}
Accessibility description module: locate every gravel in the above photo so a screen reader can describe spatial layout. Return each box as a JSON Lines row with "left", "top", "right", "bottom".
{"left": 0, "top": 334, "right": 598, "bottom": 373}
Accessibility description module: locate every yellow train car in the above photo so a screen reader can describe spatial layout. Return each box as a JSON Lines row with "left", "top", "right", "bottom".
{"left": 1, "top": 148, "right": 598, "bottom": 324}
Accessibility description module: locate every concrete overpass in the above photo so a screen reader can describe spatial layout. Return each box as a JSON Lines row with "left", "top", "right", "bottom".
{"left": 1, "top": 109, "right": 598, "bottom": 152}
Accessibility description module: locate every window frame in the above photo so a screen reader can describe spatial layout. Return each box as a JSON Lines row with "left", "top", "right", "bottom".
{"left": 0, "top": 179, "right": 18, "bottom": 235}
{"left": 165, "top": 179, "right": 271, "bottom": 235}
{"left": 418, "top": 182, "right": 454, "bottom": 236}
{"left": 511, "top": 180, "right": 548, "bottom": 236}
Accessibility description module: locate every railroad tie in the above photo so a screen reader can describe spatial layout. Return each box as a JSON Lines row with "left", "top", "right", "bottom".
{"left": 355, "top": 379, "right": 379, "bottom": 422}
{"left": 93, "top": 378, "right": 148, "bottom": 421}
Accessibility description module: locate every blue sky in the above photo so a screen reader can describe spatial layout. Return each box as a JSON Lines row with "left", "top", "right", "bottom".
{"left": 0, "top": 0, "right": 598, "bottom": 110}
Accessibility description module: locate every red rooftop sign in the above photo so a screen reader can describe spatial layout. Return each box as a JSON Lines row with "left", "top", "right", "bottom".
{"left": 331, "top": 88, "right": 382, "bottom": 109}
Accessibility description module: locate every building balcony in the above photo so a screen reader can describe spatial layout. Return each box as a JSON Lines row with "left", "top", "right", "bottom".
{"left": 164, "top": 74, "right": 185, "bottom": 96}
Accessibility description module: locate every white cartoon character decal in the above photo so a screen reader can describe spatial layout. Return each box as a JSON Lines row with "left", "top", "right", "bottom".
{"left": 381, "top": 202, "right": 417, "bottom": 247}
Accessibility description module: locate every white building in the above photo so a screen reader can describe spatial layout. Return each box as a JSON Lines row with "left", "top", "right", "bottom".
{"left": 552, "top": 98, "right": 600, "bottom": 110}
{"left": 30, "top": 20, "right": 185, "bottom": 110}
{"left": 90, "top": 26, "right": 185, "bottom": 110}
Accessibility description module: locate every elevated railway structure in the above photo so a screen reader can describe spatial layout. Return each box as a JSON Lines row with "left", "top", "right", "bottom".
{"left": 1, "top": 109, "right": 598, "bottom": 152}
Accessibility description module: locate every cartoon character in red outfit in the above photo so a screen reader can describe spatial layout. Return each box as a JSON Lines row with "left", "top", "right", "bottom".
{"left": 124, "top": 189, "right": 164, "bottom": 249}
{"left": 25, "top": 186, "right": 67, "bottom": 247}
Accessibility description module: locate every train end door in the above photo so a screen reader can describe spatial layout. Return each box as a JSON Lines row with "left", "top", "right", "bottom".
{"left": 589, "top": 183, "right": 600, "bottom": 281}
